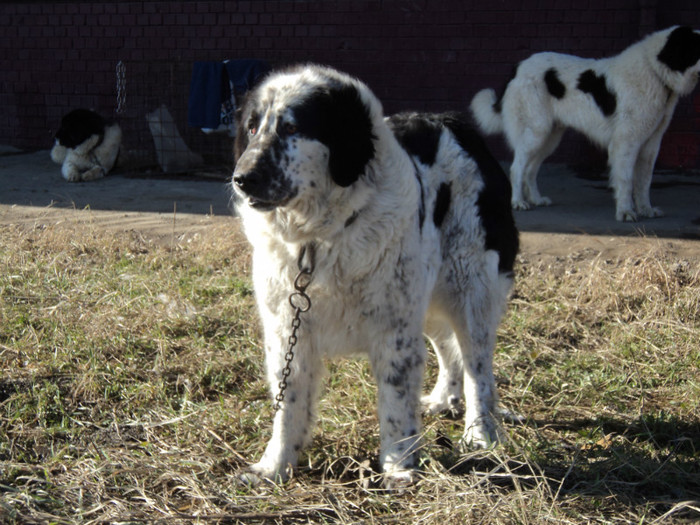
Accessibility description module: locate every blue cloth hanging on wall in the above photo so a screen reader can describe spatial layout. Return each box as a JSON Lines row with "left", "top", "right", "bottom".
{"left": 188, "top": 59, "right": 270, "bottom": 131}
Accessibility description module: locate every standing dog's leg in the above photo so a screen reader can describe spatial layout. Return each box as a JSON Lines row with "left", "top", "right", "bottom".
{"left": 422, "top": 314, "right": 463, "bottom": 415}
{"left": 370, "top": 329, "right": 426, "bottom": 488}
{"left": 633, "top": 109, "right": 674, "bottom": 219}
{"left": 521, "top": 125, "right": 564, "bottom": 208}
{"left": 509, "top": 150, "right": 532, "bottom": 211}
{"left": 633, "top": 137, "right": 665, "bottom": 218}
{"left": 242, "top": 339, "right": 326, "bottom": 484}
{"left": 445, "top": 252, "right": 510, "bottom": 449}
{"left": 609, "top": 139, "right": 642, "bottom": 222}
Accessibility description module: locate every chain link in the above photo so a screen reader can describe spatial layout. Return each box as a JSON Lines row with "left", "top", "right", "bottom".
{"left": 273, "top": 268, "right": 313, "bottom": 412}
{"left": 115, "top": 60, "right": 126, "bottom": 115}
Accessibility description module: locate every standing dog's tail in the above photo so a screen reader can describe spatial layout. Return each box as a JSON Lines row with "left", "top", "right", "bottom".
{"left": 470, "top": 88, "right": 504, "bottom": 135}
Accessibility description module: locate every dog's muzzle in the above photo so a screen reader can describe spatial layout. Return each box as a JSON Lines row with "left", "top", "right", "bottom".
{"left": 233, "top": 167, "right": 297, "bottom": 212}
{"left": 233, "top": 142, "right": 299, "bottom": 211}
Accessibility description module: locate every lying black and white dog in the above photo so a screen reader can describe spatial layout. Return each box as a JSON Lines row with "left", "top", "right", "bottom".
{"left": 471, "top": 26, "right": 700, "bottom": 221}
{"left": 50, "top": 109, "right": 122, "bottom": 182}
{"left": 232, "top": 65, "right": 518, "bottom": 487}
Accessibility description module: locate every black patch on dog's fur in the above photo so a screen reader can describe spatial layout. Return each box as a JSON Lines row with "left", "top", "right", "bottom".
{"left": 390, "top": 112, "right": 518, "bottom": 273}
{"left": 433, "top": 183, "right": 451, "bottom": 228}
{"left": 386, "top": 112, "right": 442, "bottom": 166}
{"left": 657, "top": 26, "right": 700, "bottom": 73}
{"left": 55, "top": 109, "right": 106, "bottom": 148}
{"left": 440, "top": 113, "right": 519, "bottom": 273}
{"left": 292, "top": 83, "right": 376, "bottom": 187}
{"left": 544, "top": 68, "right": 566, "bottom": 99}
{"left": 577, "top": 70, "right": 617, "bottom": 116}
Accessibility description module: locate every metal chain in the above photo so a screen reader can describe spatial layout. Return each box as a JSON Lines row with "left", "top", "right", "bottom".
{"left": 115, "top": 60, "right": 126, "bottom": 115}
{"left": 273, "top": 268, "right": 313, "bottom": 412}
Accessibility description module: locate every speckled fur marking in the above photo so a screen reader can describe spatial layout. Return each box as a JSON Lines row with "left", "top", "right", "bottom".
{"left": 233, "top": 65, "right": 518, "bottom": 487}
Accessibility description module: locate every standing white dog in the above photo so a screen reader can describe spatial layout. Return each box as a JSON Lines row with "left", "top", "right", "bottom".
{"left": 471, "top": 26, "right": 700, "bottom": 221}
{"left": 50, "top": 109, "right": 122, "bottom": 182}
{"left": 232, "top": 65, "right": 518, "bottom": 487}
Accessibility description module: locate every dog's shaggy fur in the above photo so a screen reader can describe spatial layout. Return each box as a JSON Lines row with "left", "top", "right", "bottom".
{"left": 50, "top": 109, "right": 122, "bottom": 182}
{"left": 471, "top": 26, "right": 700, "bottom": 221}
{"left": 232, "top": 65, "right": 518, "bottom": 486}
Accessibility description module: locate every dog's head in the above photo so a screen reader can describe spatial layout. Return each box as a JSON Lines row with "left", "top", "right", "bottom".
{"left": 656, "top": 26, "right": 700, "bottom": 95}
{"left": 232, "top": 65, "right": 378, "bottom": 212}
{"left": 54, "top": 108, "right": 106, "bottom": 149}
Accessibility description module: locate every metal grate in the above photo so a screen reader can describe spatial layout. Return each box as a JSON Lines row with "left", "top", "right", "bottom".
{"left": 114, "top": 60, "right": 234, "bottom": 180}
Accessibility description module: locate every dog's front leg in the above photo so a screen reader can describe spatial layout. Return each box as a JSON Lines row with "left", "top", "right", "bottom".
{"left": 609, "top": 139, "right": 642, "bottom": 222}
{"left": 633, "top": 122, "right": 670, "bottom": 219}
{"left": 371, "top": 336, "right": 425, "bottom": 489}
{"left": 243, "top": 339, "right": 325, "bottom": 485}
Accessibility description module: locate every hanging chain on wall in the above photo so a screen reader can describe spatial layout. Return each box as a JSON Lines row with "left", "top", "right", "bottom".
{"left": 115, "top": 60, "right": 126, "bottom": 115}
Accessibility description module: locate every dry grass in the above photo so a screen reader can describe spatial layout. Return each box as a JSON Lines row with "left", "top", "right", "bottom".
{"left": 1, "top": 215, "right": 698, "bottom": 524}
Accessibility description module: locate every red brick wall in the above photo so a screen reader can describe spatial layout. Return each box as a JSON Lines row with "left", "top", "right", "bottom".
{"left": 1, "top": 1, "right": 699, "bottom": 169}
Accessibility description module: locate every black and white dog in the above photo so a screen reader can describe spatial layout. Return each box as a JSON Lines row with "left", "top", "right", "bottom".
{"left": 471, "top": 26, "right": 700, "bottom": 221}
{"left": 50, "top": 109, "right": 122, "bottom": 182}
{"left": 232, "top": 65, "right": 518, "bottom": 487}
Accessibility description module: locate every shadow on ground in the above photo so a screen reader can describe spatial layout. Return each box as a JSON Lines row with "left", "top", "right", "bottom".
{"left": 1, "top": 149, "right": 699, "bottom": 239}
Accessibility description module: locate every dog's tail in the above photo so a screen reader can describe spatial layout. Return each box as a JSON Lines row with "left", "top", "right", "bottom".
{"left": 470, "top": 88, "right": 504, "bottom": 135}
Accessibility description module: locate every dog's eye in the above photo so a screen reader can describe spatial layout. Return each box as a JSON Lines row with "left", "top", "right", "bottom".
{"left": 284, "top": 123, "right": 298, "bottom": 136}
{"left": 247, "top": 117, "right": 259, "bottom": 136}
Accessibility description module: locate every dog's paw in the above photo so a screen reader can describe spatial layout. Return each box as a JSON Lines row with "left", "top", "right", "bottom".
{"left": 382, "top": 468, "right": 418, "bottom": 492}
{"left": 421, "top": 393, "right": 463, "bottom": 417}
{"left": 616, "top": 208, "right": 638, "bottom": 222}
{"left": 237, "top": 468, "right": 266, "bottom": 487}
{"left": 533, "top": 196, "right": 552, "bottom": 207}
{"left": 497, "top": 406, "right": 525, "bottom": 425}
{"left": 638, "top": 206, "right": 664, "bottom": 218}
{"left": 81, "top": 166, "right": 105, "bottom": 181}
{"left": 63, "top": 170, "right": 81, "bottom": 183}
{"left": 237, "top": 461, "right": 290, "bottom": 486}
{"left": 461, "top": 418, "right": 500, "bottom": 450}
{"left": 512, "top": 199, "right": 532, "bottom": 211}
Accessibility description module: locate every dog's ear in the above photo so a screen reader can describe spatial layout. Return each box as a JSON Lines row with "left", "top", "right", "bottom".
{"left": 323, "top": 84, "right": 376, "bottom": 187}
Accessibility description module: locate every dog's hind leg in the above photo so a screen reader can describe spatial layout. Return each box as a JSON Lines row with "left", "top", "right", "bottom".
{"left": 508, "top": 149, "right": 532, "bottom": 210}
{"left": 505, "top": 96, "right": 555, "bottom": 210}
{"left": 446, "top": 251, "right": 511, "bottom": 449}
{"left": 510, "top": 147, "right": 550, "bottom": 210}
{"left": 422, "top": 313, "right": 463, "bottom": 416}
{"left": 522, "top": 125, "right": 564, "bottom": 207}
{"left": 80, "top": 166, "right": 105, "bottom": 181}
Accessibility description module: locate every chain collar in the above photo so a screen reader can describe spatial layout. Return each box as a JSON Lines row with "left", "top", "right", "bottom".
{"left": 273, "top": 243, "right": 316, "bottom": 411}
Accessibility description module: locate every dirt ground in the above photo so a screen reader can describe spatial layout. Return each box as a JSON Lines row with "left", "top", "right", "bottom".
{"left": 1, "top": 148, "right": 699, "bottom": 259}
